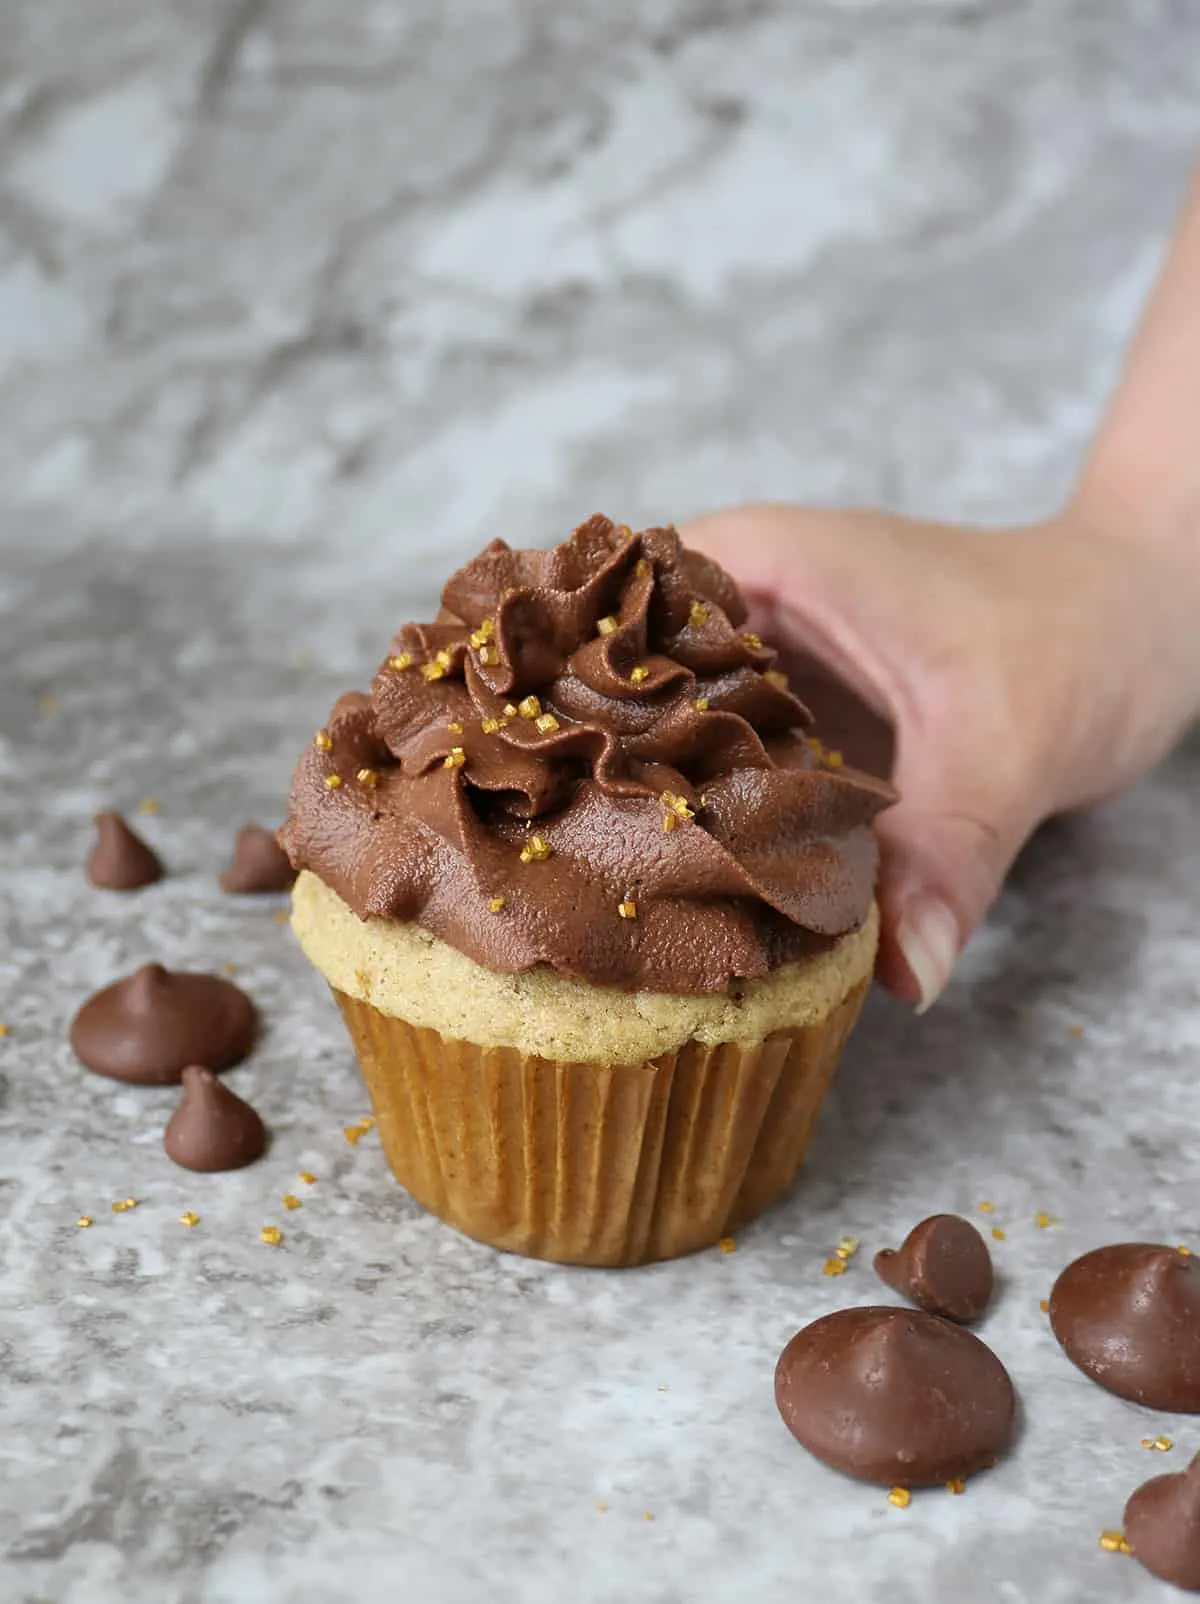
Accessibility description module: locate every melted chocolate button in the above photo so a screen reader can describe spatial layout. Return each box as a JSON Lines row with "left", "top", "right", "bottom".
{"left": 1050, "top": 1244, "right": 1200, "bottom": 1411}
{"left": 874, "top": 1214, "right": 994, "bottom": 1324}
{"left": 775, "top": 1306, "right": 1016, "bottom": 1487}
{"left": 70, "top": 964, "right": 257, "bottom": 1085}
{"left": 164, "top": 1066, "right": 267, "bottom": 1171}
{"left": 220, "top": 824, "right": 296, "bottom": 894}
{"left": 86, "top": 811, "right": 164, "bottom": 891}
{"left": 1125, "top": 1453, "right": 1200, "bottom": 1591}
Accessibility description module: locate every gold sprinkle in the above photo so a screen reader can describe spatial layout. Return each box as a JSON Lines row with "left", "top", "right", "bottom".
{"left": 809, "top": 736, "right": 825, "bottom": 758}
{"left": 435, "top": 649, "right": 453, "bottom": 669}
{"left": 693, "top": 696, "right": 709, "bottom": 711}
{"left": 298, "top": 1171, "right": 317, "bottom": 1185}
{"left": 617, "top": 524, "right": 633, "bottom": 539}
{"left": 223, "top": 961, "right": 238, "bottom": 976}
{"left": 742, "top": 631, "right": 763, "bottom": 651}
{"left": 946, "top": 1477, "right": 967, "bottom": 1495}
{"left": 596, "top": 1501, "right": 608, "bottom": 1514}
{"left": 977, "top": 1201, "right": 995, "bottom": 1214}
{"left": 662, "top": 812, "right": 677, "bottom": 833}
{"left": 0, "top": 1023, "right": 8, "bottom": 1037}
{"left": 111, "top": 1198, "right": 139, "bottom": 1213}
{"left": 535, "top": 713, "right": 560, "bottom": 733}
{"left": 356, "top": 767, "right": 378, "bottom": 787}
{"left": 344, "top": 1124, "right": 364, "bottom": 1146}
{"left": 324, "top": 773, "right": 342, "bottom": 789}
{"left": 273, "top": 908, "right": 290, "bottom": 925}
{"left": 835, "top": 1235, "right": 860, "bottom": 1261}
{"left": 517, "top": 695, "right": 542, "bottom": 719}
{"left": 634, "top": 558, "right": 650, "bottom": 578}
{"left": 504, "top": 703, "right": 518, "bottom": 718}
{"left": 887, "top": 1488, "right": 911, "bottom": 1509}
{"left": 660, "top": 790, "right": 695, "bottom": 821}
{"left": 629, "top": 664, "right": 650, "bottom": 684}
{"left": 1034, "top": 1211, "right": 1056, "bottom": 1229}
{"left": 519, "top": 836, "right": 551, "bottom": 864}
{"left": 597, "top": 615, "right": 619, "bottom": 637}
{"left": 1099, "top": 1531, "right": 1131, "bottom": 1554}
{"left": 471, "top": 619, "right": 496, "bottom": 644}
{"left": 1039, "top": 1299, "right": 1050, "bottom": 1313}
{"left": 1067, "top": 1024, "right": 1086, "bottom": 1039}
{"left": 480, "top": 717, "right": 508, "bottom": 734}
{"left": 137, "top": 797, "right": 160, "bottom": 815}
{"left": 717, "top": 1236, "right": 737, "bottom": 1254}
{"left": 489, "top": 896, "right": 506, "bottom": 913}
{"left": 991, "top": 1227, "right": 1006, "bottom": 1241}
{"left": 37, "top": 691, "right": 59, "bottom": 716}
{"left": 1155, "top": 1435, "right": 1174, "bottom": 1451}
{"left": 314, "top": 729, "right": 333, "bottom": 750}
{"left": 825, "top": 749, "right": 844, "bottom": 769}
{"left": 260, "top": 1226, "right": 283, "bottom": 1247}
{"left": 617, "top": 899, "right": 637, "bottom": 920}
{"left": 443, "top": 747, "right": 466, "bottom": 768}
{"left": 689, "top": 601, "right": 709, "bottom": 625}
{"left": 478, "top": 645, "right": 497, "bottom": 665}
{"left": 447, "top": 721, "right": 464, "bottom": 735}
{"left": 643, "top": 1511, "right": 655, "bottom": 1522}
{"left": 764, "top": 669, "right": 788, "bottom": 689}
{"left": 358, "top": 1116, "right": 375, "bottom": 1132}
{"left": 388, "top": 652, "right": 413, "bottom": 671}
{"left": 1178, "top": 1245, "right": 1192, "bottom": 1257}
{"left": 822, "top": 1257, "right": 847, "bottom": 1277}
{"left": 282, "top": 1194, "right": 302, "bottom": 1211}
{"left": 420, "top": 662, "right": 446, "bottom": 681}
{"left": 76, "top": 1215, "right": 93, "bottom": 1229}
{"left": 179, "top": 1212, "right": 200, "bottom": 1228}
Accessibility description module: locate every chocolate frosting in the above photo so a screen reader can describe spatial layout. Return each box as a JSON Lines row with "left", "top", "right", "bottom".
{"left": 1125, "top": 1453, "right": 1200, "bottom": 1591}
{"left": 774, "top": 1306, "right": 1016, "bottom": 1487}
{"left": 164, "top": 1065, "right": 267, "bottom": 1171}
{"left": 874, "top": 1213, "right": 995, "bottom": 1324}
{"left": 221, "top": 824, "right": 296, "bottom": 893}
{"left": 1049, "top": 1243, "right": 1200, "bottom": 1411}
{"left": 70, "top": 964, "right": 258, "bottom": 1085}
{"left": 281, "top": 516, "right": 894, "bottom": 993}
{"left": 86, "top": 811, "right": 164, "bottom": 890}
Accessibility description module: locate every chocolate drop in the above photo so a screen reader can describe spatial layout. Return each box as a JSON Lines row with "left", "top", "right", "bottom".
{"left": 164, "top": 1065, "right": 267, "bottom": 1172}
{"left": 220, "top": 824, "right": 296, "bottom": 894}
{"left": 1125, "top": 1453, "right": 1200, "bottom": 1591}
{"left": 1049, "top": 1244, "right": 1200, "bottom": 1411}
{"left": 874, "top": 1213, "right": 994, "bottom": 1324}
{"left": 774, "top": 1306, "right": 1016, "bottom": 1487}
{"left": 86, "top": 811, "right": 164, "bottom": 890}
{"left": 70, "top": 964, "right": 257, "bottom": 1085}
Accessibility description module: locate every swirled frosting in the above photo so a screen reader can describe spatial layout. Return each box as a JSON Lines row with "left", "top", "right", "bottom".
{"left": 281, "top": 516, "right": 895, "bottom": 994}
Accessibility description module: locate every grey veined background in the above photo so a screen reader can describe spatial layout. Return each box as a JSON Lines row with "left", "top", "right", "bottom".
{"left": 1, "top": 5, "right": 1198, "bottom": 1604}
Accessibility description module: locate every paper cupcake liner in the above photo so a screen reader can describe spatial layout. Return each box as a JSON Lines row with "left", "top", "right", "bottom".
{"left": 332, "top": 976, "right": 869, "bottom": 1267}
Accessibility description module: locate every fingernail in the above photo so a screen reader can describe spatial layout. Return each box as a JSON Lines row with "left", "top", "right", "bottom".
{"left": 896, "top": 895, "right": 960, "bottom": 1014}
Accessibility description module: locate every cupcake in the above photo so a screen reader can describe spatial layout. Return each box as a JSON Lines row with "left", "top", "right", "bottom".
{"left": 281, "top": 516, "right": 893, "bottom": 1266}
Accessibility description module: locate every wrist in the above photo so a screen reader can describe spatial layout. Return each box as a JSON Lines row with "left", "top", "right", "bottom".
{"left": 1027, "top": 510, "right": 1200, "bottom": 810}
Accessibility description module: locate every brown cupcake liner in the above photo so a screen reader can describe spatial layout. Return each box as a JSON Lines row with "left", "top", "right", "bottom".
{"left": 332, "top": 976, "right": 870, "bottom": 1267}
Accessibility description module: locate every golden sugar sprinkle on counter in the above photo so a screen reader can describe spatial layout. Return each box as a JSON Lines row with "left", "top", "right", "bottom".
{"left": 260, "top": 1226, "right": 283, "bottom": 1247}
{"left": 717, "top": 1237, "right": 737, "bottom": 1254}
{"left": 76, "top": 1215, "right": 93, "bottom": 1229}
{"left": 887, "top": 1488, "right": 911, "bottom": 1509}
{"left": 298, "top": 1171, "right": 317, "bottom": 1185}
{"left": 111, "top": 1198, "right": 139, "bottom": 1213}
{"left": 179, "top": 1212, "right": 200, "bottom": 1228}
{"left": 282, "top": 1194, "right": 302, "bottom": 1211}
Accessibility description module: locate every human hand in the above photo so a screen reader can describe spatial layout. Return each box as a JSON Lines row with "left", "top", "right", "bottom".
{"left": 681, "top": 503, "right": 1200, "bottom": 1009}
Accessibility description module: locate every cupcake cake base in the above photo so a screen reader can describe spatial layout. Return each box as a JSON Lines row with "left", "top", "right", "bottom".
{"left": 295, "top": 871, "right": 877, "bottom": 1266}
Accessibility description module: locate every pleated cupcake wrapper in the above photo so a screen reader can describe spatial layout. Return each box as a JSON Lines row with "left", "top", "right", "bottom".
{"left": 332, "top": 976, "right": 869, "bottom": 1267}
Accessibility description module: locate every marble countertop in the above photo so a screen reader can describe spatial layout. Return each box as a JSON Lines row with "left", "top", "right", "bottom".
{"left": 2, "top": 4, "right": 1199, "bottom": 1601}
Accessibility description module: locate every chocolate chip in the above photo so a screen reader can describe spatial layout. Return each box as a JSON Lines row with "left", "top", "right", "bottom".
{"left": 775, "top": 1306, "right": 1016, "bottom": 1486}
{"left": 220, "top": 824, "right": 296, "bottom": 894}
{"left": 86, "top": 811, "right": 164, "bottom": 890}
{"left": 874, "top": 1213, "right": 994, "bottom": 1324}
{"left": 164, "top": 1066, "right": 267, "bottom": 1172}
{"left": 1050, "top": 1243, "right": 1200, "bottom": 1411}
{"left": 70, "top": 964, "right": 257, "bottom": 1085}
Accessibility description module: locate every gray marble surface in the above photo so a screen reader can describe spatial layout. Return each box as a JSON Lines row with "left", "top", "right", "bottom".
{"left": 2, "top": 3, "right": 1199, "bottom": 1601}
